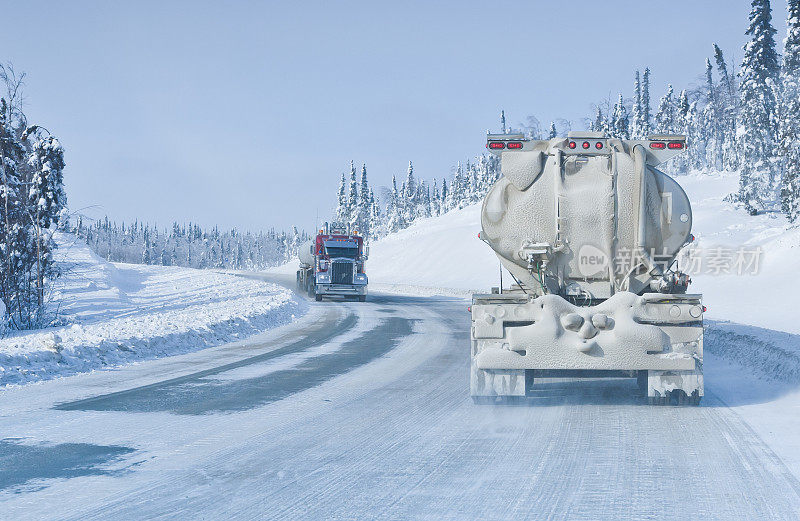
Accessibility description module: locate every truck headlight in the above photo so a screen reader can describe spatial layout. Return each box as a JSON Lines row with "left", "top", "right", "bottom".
{"left": 316, "top": 272, "right": 330, "bottom": 283}
{"left": 354, "top": 273, "right": 368, "bottom": 284}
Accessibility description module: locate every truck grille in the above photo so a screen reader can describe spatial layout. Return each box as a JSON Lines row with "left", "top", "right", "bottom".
{"left": 331, "top": 261, "right": 354, "bottom": 285}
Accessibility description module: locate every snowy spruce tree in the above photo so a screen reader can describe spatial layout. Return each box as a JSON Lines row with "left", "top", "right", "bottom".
{"left": 591, "top": 107, "right": 609, "bottom": 134}
{"left": 641, "top": 67, "right": 652, "bottom": 136}
{"left": 335, "top": 172, "right": 349, "bottom": 224}
{"left": 631, "top": 71, "right": 644, "bottom": 138}
{"left": 780, "top": 0, "right": 800, "bottom": 221}
{"left": 403, "top": 161, "right": 417, "bottom": 224}
{"left": 0, "top": 65, "right": 67, "bottom": 329}
{"left": 356, "top": 163, "right": 371, "bottom": 237}
{"left": 611, "top": 94, "right": 630, "bottom": 139}
{"left": 347, "top": 160, "right": 358, "bottom": 230}
{"left": 737, "top": 0, "right": 781, "bottom": 214}
{"left": 548, "top": 122, "right": 557, "bottom": 139}
{"left": 713, "top": 44, "right": 740, "bottom": 171}
{"left": 654, "top": 84, "right": 676, "bottom": 134}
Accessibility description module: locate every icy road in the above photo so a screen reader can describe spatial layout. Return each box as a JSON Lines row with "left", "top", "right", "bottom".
{"left": 2, "top": 277, "right": 800, "bottom": 520}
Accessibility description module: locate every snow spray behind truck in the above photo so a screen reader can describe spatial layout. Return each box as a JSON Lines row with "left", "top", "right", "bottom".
{"left": 297, "top": 222, "right": 368, "bottom": 302}
{"left": 471, "top": 132, "right": 703, "bottom": 405}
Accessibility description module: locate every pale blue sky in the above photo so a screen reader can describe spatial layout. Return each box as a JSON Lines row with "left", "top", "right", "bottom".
{"left": 0, "top": 1, "right": 790, "bottom": 232}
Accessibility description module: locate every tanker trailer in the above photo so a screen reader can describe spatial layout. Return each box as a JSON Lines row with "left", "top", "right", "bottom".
{"left": 471, "top": 132, "right": 702, "bottom": 405}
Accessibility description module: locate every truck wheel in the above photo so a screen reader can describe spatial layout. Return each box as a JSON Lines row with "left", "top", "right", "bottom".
{"left": 358, "top": 295, "right": 366, "bottom": 302}
{"left": 315, "top": 294, "right": 323, "bottom": 302}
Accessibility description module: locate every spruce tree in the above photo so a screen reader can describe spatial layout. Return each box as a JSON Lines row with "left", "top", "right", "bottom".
{"left": 347, "top": 160, "right": 358, "bottom": 231}
{"left": 591, "top": 107, "right": 608, "bottom": 134}
{"left": 403, "top": 161, "right": 416, "bottom": 224}
{"left": 357, "top": 163, "right": 371, "bottom": 237}
{"left": 655, "top": 84, "right": 676, "bottom": 134}
{"left": 642, "top": 68, "right": 652, "bottom": 136}
{"left": 632, "top": 71, "right": 644, "bottom": 138}
{"left": 713, "top": 44, "right": 739, "bottom": 170}
{"left": 738, "top": 0, "right": 781, "bottom": 213}
{"left": 714, "top": 43, "right": 735, "bottom": 98}
{"left": 780, "top": 0, "right": 800, "bottom": 221}
{"left": 612, "top": 94, "right": 630, "bottom": 139}
{"left": 548, "top": 122, "right": 557, "bottom": 139}
{"left": 335, "top": 172, "right": 348, "bottom": 224}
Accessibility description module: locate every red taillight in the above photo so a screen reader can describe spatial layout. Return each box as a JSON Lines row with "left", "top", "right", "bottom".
{"left": 582, "top": 141, "right": 590, "bottom": 149}
{"left": 668, "top": 141, "right": 684, "bottom": 149}
{"left": 467, "top": 306, "right": 472, "bottom": 313}
{"left": 507, "top": 141, "right": 523, "bottom": 149}
{"left": 650, "top": 141, "right": 666, "bottom": 149}
{"left": 702, "top": 306, "right": 707, "bottom": 313}
{"left": 568, "top": 141, "right": 577, "bottom": 149}
{"left": 488, "top": 141, "right": 505, "bottom": 150}
{"left": 595, "top": 141, "right": 604, "bottom": 150}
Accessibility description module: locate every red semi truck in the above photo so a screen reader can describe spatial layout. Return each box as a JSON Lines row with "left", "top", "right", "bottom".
{"left": 297, "top": 222, "right": 369, "bottom": 302}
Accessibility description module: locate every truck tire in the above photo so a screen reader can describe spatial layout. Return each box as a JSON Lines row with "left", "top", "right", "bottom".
{"left": 358, "top": 295, "right": 366, "bottom": 302}
{"left": 315, "top": 294, "right": 322, "bottom": 302}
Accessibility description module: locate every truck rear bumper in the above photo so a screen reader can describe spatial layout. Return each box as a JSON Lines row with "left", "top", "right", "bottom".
{"left": 316, "top": 284, "right": 367, "bottom": 296}
{"left": 470, "top": 292, "right": 703, "bottom": 398}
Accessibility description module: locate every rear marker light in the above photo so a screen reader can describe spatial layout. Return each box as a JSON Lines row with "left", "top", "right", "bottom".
{"left": 467, "top": 306, "right": 472, "bottom": 313}
{"left": 650, "top": 141, "right": 666, "bottom": 149}
{"left": 507, "top": 141, "right": 523, "bottom": 149}
{"left": 568, "top": 141, "right": 577, "bottom": 149}
{"left": 668, "top": 141, "right": 684, "bottom": 149}
{"left": 702, "top": 306, "right": 707, "bottom": 313}
{"left": 488, "top": 141, "right": 505, "bottom": 150}
{"left": 595, "top": 142, "right": 604, "bottom": 150}
{"left": 582, "top": 141, "right": 590, "bottom": 149}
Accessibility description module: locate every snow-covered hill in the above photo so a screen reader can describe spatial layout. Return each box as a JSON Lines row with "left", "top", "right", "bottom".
{"left": 0, "top": 234, "right": 305, "bottom": 386}
{"left": 368, "top": 171, "right": 799, "bottom": 335}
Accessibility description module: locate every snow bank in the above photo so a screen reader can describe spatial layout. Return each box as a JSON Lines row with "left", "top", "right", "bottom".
{"left": 0, "top": 234, "right": 306, "bottom": 387}
{"left": 705, "top": 320, "right": 800, "bottom": 383}
{"left": 679, "top": 172, "right": 800, "bottom": 334}
{"left": 368, "top": 204, "right": 501, "bottom": 292}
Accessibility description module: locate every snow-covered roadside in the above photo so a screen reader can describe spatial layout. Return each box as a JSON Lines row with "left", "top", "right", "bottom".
{"left": 680, "top": 172, "right": 800, "bottom": 335}
{"left": 0, "top": 234, "right": 307, "bottom": 387}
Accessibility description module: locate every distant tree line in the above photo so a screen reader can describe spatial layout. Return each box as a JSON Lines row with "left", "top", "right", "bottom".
{"left": 71, "top": 217, "right": 307, "bottom": 271}
{"left": 0, "top": 64, "right": 67, "bottom": 331}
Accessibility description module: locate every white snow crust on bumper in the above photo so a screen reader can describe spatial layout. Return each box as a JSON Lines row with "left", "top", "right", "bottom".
{"left": 470, "top": 292, "right": 703, "bottom": 397}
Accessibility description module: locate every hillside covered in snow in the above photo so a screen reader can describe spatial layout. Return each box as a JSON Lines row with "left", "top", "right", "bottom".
{"left": 0, "top": 234, "right": 305, "bottom": 386}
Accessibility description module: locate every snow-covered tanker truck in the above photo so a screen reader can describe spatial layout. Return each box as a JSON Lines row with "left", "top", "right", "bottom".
{"left": 297, "top": 222, "right": 368, "bottom": 302}
{"left": 471, "top": 131, "right": 703, "bottom": 405}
